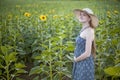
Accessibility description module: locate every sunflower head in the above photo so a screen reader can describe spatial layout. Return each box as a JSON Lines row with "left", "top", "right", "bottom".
{"left": 39, "top": 15, "right": 47, "bottom": 21}
{"left": 24, "top": 12, "right": 31, "bottom": 17}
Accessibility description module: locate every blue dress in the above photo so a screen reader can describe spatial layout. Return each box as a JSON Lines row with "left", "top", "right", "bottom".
{"left": 72, "top": 29, "right": 94, "bottom": 80}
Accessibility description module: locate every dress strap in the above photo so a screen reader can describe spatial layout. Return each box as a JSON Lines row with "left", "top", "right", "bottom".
{"left": 79, "top": 26, "right": 90, "bottom": 34}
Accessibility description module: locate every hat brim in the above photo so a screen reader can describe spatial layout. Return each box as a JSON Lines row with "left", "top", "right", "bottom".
{"left": 73, "top": 9, "right": 99, "bottom": 28}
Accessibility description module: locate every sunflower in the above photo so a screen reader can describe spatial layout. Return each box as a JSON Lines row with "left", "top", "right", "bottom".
{"left": 24, "top": 12, "right": 31, "bottom": 17}
{"left": 39, "top": 15, "right": 47, "bottom": 21}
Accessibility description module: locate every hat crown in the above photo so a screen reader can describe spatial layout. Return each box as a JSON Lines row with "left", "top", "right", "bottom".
{"left": 82, "top": 8, "right": 94, "bottom": 14}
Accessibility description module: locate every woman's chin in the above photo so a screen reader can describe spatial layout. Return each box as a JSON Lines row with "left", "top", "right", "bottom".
{"left": 79, "top": 20, "right": 86, "bottom": 23}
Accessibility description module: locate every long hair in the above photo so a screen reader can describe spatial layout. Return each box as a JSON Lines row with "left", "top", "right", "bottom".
{"left": 89, "top": 20, "right": 96, "bottom": 58}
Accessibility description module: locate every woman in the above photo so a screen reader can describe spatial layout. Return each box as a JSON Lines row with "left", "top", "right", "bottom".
{"left": 72, "top": 8, "right": 99, "bottom": 80}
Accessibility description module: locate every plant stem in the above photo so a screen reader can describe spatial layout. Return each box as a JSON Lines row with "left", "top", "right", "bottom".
{"left": 50, "top": 56, "right": 52, "bottom": 80}
{"left": 49, "top": 40, "right": 52, "bottom": 80}
{"left": 6, "top": 61, "right": 10, "bottom": 80}
{"left": 59, "top": 38, "right": 63, "bottom": 80}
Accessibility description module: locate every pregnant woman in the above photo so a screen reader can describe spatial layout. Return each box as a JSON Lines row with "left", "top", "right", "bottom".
{"left": 72, "top": 8, "right": 99, "bottom": 80}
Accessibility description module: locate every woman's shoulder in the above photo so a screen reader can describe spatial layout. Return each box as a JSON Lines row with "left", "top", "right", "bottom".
{"left": 85, "top": 27, "right": 95, "bottom": 39}
{"left": 85, "top": 27, "right": 94, "bottom": 34}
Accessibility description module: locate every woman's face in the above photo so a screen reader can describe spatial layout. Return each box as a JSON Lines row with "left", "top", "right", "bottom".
{"left": 78, "top": 12, "right": 90, "bottom": 23}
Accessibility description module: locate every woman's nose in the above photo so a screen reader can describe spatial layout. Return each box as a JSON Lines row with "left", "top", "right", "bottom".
{"left": 79, "top": 16, "right": 83, "bottom": 19}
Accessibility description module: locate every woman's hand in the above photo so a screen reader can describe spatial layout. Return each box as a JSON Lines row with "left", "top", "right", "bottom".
{"left": 74, "top": 56, "right": 77, "bottom": 62}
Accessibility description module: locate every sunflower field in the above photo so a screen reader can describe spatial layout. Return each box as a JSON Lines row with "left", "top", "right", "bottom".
{"left": 0, "top": 0, "right": 120, "bottom": 80}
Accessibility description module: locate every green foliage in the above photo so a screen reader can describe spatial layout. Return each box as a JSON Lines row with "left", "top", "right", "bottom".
{"left": 29, "top": 34, "right": 73, "bottom": 80}
{"left": 104, "top": 67, "right": 120, "bottom": 76}
{"left": 0, "top": 46, "right": 27, "bottom": 80}
{"left": 0, "top": 0, "right": 120, "bottom": 80}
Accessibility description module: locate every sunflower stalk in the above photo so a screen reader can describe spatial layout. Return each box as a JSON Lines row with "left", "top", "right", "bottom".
{"left": 59, "top": 37, "right": 63, "bottom": 80}
{"left": 48, "top": 40, "right": 53, "bottom": 80}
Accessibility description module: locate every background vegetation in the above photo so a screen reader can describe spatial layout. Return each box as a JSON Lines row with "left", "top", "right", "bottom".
{"left": 0, "top": 0, "right": 120, "bottom": 80}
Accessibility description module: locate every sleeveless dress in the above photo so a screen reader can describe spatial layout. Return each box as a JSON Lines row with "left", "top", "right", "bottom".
{"left": 72, "top": 27, "right": 94, "bottom": 80}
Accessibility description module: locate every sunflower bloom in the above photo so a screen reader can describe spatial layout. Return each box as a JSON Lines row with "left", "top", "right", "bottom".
{"left": 39, "top": 15, "right": 47, "bottom": 21}
{"left": 24, "top": 12, "right": 31, "bottom": 17}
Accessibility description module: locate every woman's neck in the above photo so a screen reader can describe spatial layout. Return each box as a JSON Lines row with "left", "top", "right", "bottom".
{"left": 82, "top": 22, "right": 90, "bottom": 28}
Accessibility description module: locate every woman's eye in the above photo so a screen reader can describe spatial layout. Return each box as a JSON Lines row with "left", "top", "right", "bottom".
{"left": 83, "top": 14, "right": 87, "bottom": 16}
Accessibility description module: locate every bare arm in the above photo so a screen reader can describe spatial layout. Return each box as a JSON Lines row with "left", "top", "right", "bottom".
{"left": 74, "top": 29, "right": 94, "bottom": 62}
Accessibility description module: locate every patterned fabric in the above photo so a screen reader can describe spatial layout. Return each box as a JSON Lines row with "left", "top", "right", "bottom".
{"left": 72, "top": 28, "right": 94, "bottom": 80}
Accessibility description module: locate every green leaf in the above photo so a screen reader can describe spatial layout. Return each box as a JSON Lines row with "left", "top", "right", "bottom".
{"left": 66, "top": 41, "right": 74, "bottom": 44}
{"left": 33, "top": 76, "right": 39, "bottom": 80}
{"left": 16, "top": 48, "right": 26, "bottom": 55}
{"left": 1, "top": 46, "right": 8, "bottom": 54}
{"left": 8, "top": 52, "right": 17, "bottom": 62}
{"left": 115, "top": 59, "right": 120, "bottom": 65}
{"left": 49, "top": 37, "right": 59, "bottom": 41}
{"left": 32, "top": 46, "right": 42, "bottom": 52}
{"left": 34, "top": 55, "right": 42, "bottom": 60}
{"left": 112, "top": 39, "right": 118, "bottom": 45}
{"left": 115, "top": 63, "right": 120, "bottom": 67}
{"left": 39, "top": 44, "right": 48, "bottom": 49}
{"left": 66, "top": 45, "right": 74, "bottom": 51}
{"left": 15, "top": 63, "right": 26, "bottom": 69}
{"left": 16, "top": 69, "right": 27, "bottom": 74}
{"left": 16, "top": 77, "right": 25, "bottom": 80}
{"left": 0, "top": 54, "right": 4, "bottom": 60}
{"left": 66, "top": 55, "right": 73, "bottom": 61}
{"left": 0, "top": 69, "right": 2, "bottom": 75}
{"left": 0, "top": 63, "right": 4, "bottom": 69}
{"left": 62, "top": 70, "right": 71, "bottom": 78}
{"left": 41, "top": 76, "right": 49, "bottom": 80}
{"left": 54, "top": 61, "right": 65, "bottom": 67}
{"left": 29, "top": 66, "right": 42, "bottom": 76}
{"left": 104, "top": 66, "right": 120, "bottom": 76}
{"left": 58, "top": 34, "right": 66, "bottom": 39}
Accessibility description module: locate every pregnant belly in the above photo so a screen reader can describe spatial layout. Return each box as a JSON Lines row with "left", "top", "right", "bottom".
{"left": 74, "top": 48, "right": 85, "bottom": 57}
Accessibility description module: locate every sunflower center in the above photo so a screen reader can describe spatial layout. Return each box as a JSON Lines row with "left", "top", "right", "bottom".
{"left": 42, "top": 17, "right": 45, "bottom": 19}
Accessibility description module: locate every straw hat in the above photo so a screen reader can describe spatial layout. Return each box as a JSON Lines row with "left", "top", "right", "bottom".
{"left": 73, "top": 8, "right": 99, "bottom": 28}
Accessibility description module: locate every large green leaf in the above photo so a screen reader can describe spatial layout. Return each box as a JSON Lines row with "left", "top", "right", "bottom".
{"left": 16, "top": 69, "right": 27, "bottom": 74}
{"left": 8, "top": 52, "right": 17, "bottom": 62}
{"left": 104, "top": 66, "right": 120, "bottom": 76}
{"left": 65, "top": 45, "right": 74, "bottom": 51}
{"left": 1, "top": 46, "right": 8, "bottom": 54}
{"left": 66, "top": 55, "right": 73, "bottom": 61}
{"left": 29, "top": 66, "right": 42, "bottom": 76}
{"left": 62, "top": 70, "right": 71, "bottom": 78}
{"left": 15, "top": 63, "right": 26, "bottom": 69}
{"left": 16, "top": 48, "right": 26, "bottom": 55}
{"left": 54, "top": 61, "right": 65, "bottom": 67}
